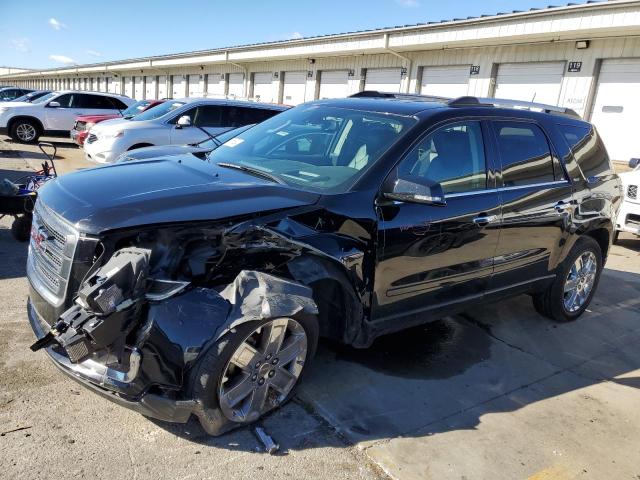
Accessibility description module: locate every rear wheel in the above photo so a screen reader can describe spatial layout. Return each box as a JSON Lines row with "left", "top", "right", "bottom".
{"left": 11, "top": 215, "right": 32, "bottom": 242}
{"left": 10, "top": 119, "right": 40, "bottom": 143}
{"left": 532, "top": 236, "right": 602, "bottom": 322}
{"left": 189, "top": 314, "right": 318, "bottom": 436}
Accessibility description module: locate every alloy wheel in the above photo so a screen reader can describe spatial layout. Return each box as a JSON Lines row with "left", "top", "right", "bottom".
{"left": 218, "top": 318, "right": 308, "bottom": 422}
{"left": 563, "top": 251, "right": 598, "bottom": 313}
{"left": 16, "top": 123, "right": 36, "bottom": 142}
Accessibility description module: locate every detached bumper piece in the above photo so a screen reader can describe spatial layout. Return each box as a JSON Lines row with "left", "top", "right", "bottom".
{"left": 30, "top": 247, "right": 150, "bottom": 364}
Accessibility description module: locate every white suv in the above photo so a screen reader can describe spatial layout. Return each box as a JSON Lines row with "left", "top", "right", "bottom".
{"left": 83, "top": 98, "right": 287, "bottom": 164}
{"left": 0, "top": 90, "right": 134, "bottom": 143}
{"left": 616, "top": 159, "right": 640, "bottom": 241}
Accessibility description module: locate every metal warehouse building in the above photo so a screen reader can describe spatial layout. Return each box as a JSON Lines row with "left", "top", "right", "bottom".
{"left": 3, "top": 0, "right": 640, "bottom": 162}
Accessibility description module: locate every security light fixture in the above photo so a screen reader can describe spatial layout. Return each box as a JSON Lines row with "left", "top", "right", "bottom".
{"left": 576, "top": 40, "right": 590, "bottom": 49}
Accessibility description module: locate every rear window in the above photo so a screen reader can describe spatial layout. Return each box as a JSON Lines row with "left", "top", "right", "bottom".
{"left": 557, "top": 124, "right": 613, "bottom": 179}
{"left": 493, "top": 121, "right": 555, "bottom": 187}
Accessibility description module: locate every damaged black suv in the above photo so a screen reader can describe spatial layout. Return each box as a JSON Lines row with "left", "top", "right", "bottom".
{"left": 27, "top": 93, "right": 620, "bottom": 435}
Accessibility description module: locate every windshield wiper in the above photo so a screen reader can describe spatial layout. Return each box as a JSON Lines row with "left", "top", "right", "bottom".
{"left": 217, "top": 162, "right": 285, "bottom": 184}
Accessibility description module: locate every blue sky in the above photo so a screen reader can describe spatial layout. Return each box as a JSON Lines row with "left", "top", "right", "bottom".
{"left": 1, "top": 0, "right": 591, "bottom": 69}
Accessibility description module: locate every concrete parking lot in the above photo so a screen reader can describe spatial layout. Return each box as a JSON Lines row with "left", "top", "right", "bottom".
{"left": 1, "top": 139, "right": 639, "bottom": 480}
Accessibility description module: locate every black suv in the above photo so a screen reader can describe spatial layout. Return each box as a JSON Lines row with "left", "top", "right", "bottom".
{"left": 27, "top": 93, "right": 620, "bottom": 435}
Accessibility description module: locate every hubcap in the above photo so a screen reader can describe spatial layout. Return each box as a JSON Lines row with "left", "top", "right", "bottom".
{"left": 219, "top": 318, "right": 307, "bottom": 423}
{"left": 563, "top": 251, "right": 597, "bottom": 313}
{"left": 16, "top": 123, "right": 36, "bottom": 142}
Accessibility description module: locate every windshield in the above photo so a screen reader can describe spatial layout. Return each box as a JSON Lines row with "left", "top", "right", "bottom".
{"left": 13, "top": 91, "right": 48, "bottom": 103}
{"left": 207, "top": 105, "right": 416, "bottom": 193}
{"left": 132, "top": 101, "right": 184, "bottom": 121}
{"left": 121, "top": 100, "right": 153, "bottom": 117}
{"left": 31, "top": 92, "right": 57, "bottom": 104}
{"left": 199, "top": 124, "right": 255, "bottom": 150}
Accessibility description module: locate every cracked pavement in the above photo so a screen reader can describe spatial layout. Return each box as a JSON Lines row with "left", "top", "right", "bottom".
{"left": 2, "top": 138, "right": 640, "bottom": 479}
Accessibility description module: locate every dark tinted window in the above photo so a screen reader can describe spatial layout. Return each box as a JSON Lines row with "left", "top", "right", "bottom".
{"left": 76, "top": 94, "right": 115, "bottom": 109}
{"left": 397, "top": 121, "right": 487, "bottom": 194}
{"left": 107, "top": 97, "right": 129, "bottom": 110}
{"left": 0, "top": 89, "right": 22, "bottom": 100}
{"left": 52, "top": 94, "right": 73, "bottom": 107}
{"left": 557, "top": 124, "right": 612, "bottom": 179}
{"left": 168, "top": 107, "right": 197, "bottom": 124}
{"left": 194, "top": 105, "right": 222, "bottom": 127}
{"left": 222, "top": 106, "right": 279, "bottom": 127}
{"left": 494, "top": 122, "right": 555, "bottom": 187}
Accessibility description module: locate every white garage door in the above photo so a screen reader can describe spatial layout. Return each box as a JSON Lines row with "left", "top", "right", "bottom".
{"left": 319, "top": 70, "right": 349, "bottom": 99}
{"left": 253, "top": 72, "right": 275, "bottom": 102}
{"left": 172, "top": 75, "right": 186, "bottom": 98}
{"left": 282, "top": 71, "right": 307, "bottom": 105}
{"left": 494, "top": 62, "right": 564, "bottom": 106}
{"left": 188, "top": 74, "right": 204, "bottom": 97}
{"left": 124, "top": 77, "right": 134, "bottom": 98}
{"left": 365, "top": 68, "right": 402, "bottom": 93}
{"left": 228, "top": 73, "right": 244, "bottom": 98}
{"left": 134, "top": 76, "right": 143, "bottom": 100}
{"left": 99, "top": 77, "right": 107, "bottom": 92}
{"left": 591, "top": 59, "right": 640, "bottom": 162}
{"left": 145, "top": 76, "right": 156, "bottom": 99}
{"left": 158, "top": 76, "right": 167, "bottom": 99}
{"left": 207, "top": 74, "right": 225, "bottom": 97}
{"left": 421, "top": 65, "right": 470, "bottom": 98}
{"left": 107, "top": 77, "right": 119, "bottom": 94}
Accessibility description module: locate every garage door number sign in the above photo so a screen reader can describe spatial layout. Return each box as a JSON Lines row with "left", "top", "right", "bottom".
{"left": 568, "top": 62, "right": 582, "bottom": 73}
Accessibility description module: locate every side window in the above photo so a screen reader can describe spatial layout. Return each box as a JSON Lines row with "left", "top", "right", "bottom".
{"left": 556, "top": 124, "right": 612, "bottom": 179}
{"left": 194, "top": 105, "right": 222, "bottom": 127}
{"left": 168, "top": 107, "right": 197, "bottom": 124}
{"left": 52, "top": 94, "right": 73, "bottom": 108}
{"left": 397, "top": 121, "right": 487, "bottom": 194}
{"left": 107, "top": 97, "right": 129, "bottom": 110}
{"left": 494, "top": 121, "right": 555, "bottom": 187}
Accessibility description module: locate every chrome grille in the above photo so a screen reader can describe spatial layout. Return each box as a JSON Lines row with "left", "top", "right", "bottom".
{"left": 27, "top": 202, "right": 79, "bottom": 308}
{"left": 628, "top": 184, "right": 638, "bottom": 200}
{"left": 86, "top": 133, "right": 97, "bottom": 144}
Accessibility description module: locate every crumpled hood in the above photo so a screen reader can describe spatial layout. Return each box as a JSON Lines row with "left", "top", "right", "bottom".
{"left": 37, "top": 154, "right": 320, "bottom": 235}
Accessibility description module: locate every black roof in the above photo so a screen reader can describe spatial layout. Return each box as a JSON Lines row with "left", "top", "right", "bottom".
{"left": 310, "top": 97, "right": 443, "bottom": 116}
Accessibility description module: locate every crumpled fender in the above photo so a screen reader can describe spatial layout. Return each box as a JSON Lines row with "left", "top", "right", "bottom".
{"left": 138, "top": 270, "right": 318, "bottom": 390}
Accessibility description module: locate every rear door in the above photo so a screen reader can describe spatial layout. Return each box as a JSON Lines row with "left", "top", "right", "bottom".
{"left": 489, "top": 120, "right": 574, "bottom": 291}
{"left": 373, "top": 120, "right": 502, "bottom": 323}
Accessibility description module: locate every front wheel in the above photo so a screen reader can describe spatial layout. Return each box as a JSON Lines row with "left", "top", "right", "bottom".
{"left": 532, "top": 236, "right": 603, "bottom": 322}
{"left": 10, "top": 119, "right": 40, "bottom": 144}
{"left": 189, "top": 314, "right": 318, "bottom": 436}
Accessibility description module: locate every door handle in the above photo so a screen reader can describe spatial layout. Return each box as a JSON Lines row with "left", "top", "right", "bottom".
{"left": 473, "top": 214, "right": 498, "bottom": 226}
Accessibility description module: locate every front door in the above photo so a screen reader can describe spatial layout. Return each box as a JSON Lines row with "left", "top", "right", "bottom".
{"left": 373, "top": 120, "right": 501, "bottom": 325}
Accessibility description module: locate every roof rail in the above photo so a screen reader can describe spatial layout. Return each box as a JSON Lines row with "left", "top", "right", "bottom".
{"left": 447, "top": 96, "right": 581, "bottom": 118}
{"left": 349, "top": 90, "right": 449, "bottom": 103}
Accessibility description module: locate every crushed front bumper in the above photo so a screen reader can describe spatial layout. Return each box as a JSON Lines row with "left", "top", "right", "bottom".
{"left": 27, "top": 299, "right": 197, "bottom": 423}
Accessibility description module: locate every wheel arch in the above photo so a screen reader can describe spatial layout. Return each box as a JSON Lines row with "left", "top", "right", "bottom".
{"left": 128, "top": 143, "right": 154, "bottom": 151}
{"left": 8, "top": 115, "right": 44, "bottom": 134}
{"left": 583, "top": 227, "right": 611, "bottom": 260}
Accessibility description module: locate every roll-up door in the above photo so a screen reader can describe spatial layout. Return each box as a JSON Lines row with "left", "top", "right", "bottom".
{"left": 319, "top": 70, "right": 349, "bottom": 99}
{"left": 188, "top": 74, "right": 204, "bottom": 97}
{"left": 494, "top": 62, "right": 564, "bottom": 106}
{"left": 282, "top": 71, "right": 307, "bottom": 105}
{"left": 228, "top": 73, "right": 244, "bottom": 98}
{"left": 364, "top": 68, "right": 402, "bottom": 93}
{"left": 158, "top": 76, "right": 167, "bottom": 99}
{"left": 172, "top": 75, "right": 186, "bottom": 98}
{"left": 421, "top": 65, "right": 470, "bottom": 98}
{"left": 134, "top": 76, "right": 143, "bottom": 99}
{"left": 124, "top": 76, "right": 134, "bottom": 97}
{"left": 590, "top": 59, "right": 640, "bottom": 162}
{"left": 207, "top": 74, "right": 225, "bottom": 97}
{"left": 145, "top": 76, "right": 156, "bottom": 99}
{"left": 253, "top": 72, "right": 275, "bottom": 102}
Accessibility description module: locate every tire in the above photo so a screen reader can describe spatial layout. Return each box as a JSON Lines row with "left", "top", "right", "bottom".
{"left": 11, "top": 215, "right": 32, "bottom": 242}
{"left": 188, "top": 313, "right": 318, "bottom": 436}
{"left": 532, "top": 236, "right": 603, "bottom": 322}
{"left": 10, "top": 119, "right": 41, "bottom": 144}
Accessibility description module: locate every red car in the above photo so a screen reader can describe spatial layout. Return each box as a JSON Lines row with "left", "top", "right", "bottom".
{"left": 71, "top": 99, "right": 164, "bottom": 146}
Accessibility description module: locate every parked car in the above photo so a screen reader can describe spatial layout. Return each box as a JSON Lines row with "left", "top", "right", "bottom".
{"left": 71, "top": 99, "right": 165, "bottom": 146}
{"left": 27, "top": 93, "right": 619, "bottom": 435}
{"left": 0, "top": 90, "right": 135, "bottom": 143}
{"left": 0, "top": 87, "right": 34, "bottom": 101}
{"left": 115, "top": 123, "right": 255, "bottom": 162}
{"left": 615, "top": 158, "right": 640, "bottom": 241}
{"left": 83, "top": 98, "right": 288, "bottom": 164}
{"left": 9, "top": 90, "right": 52, "bottom": 103}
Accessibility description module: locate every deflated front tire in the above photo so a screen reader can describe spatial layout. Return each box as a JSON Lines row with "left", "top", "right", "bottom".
{"left": 188, "top": 313, "right": 318, "bottom": 436}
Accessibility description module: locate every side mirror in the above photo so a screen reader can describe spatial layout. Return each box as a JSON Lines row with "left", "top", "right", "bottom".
{"left": 176, "top": 115, "right": 192, "bottom": 129}
{"left": 47, "top": 101, "right": 61, "bottom": 108}
{"left": 629, "top": 158, "right": 640, "bottom": 170}
{"left": 383, "top": 177, "right": 446, "bottom": 206}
